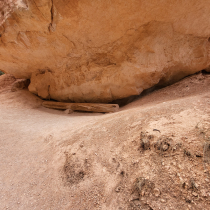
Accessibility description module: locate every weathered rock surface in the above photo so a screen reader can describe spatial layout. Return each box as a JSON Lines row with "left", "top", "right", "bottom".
{"left": 0, "top": 0, "right": 28, "bottom": 25}
{"left": 1, "top": 0, "right": 210, "bottom": 102}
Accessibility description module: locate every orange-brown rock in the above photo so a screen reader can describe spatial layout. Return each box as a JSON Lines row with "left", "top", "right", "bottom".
{"left": 1, "top": 0, "right": 210, "bottom": 102}
{"left": 0, "top": 0, "right": 28, "bottom": 25}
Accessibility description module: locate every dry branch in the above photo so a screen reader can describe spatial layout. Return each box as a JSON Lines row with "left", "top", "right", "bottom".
{"left": 42, "top": 101, "right": 119, "bottom": 113}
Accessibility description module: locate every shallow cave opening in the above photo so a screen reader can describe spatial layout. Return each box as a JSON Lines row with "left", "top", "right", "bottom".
{"left": 109, "top": 69, "right": 210, "bottom": 107}
{"left": 29, "top": 68, "right": 210, "bottom": 111}
{"left": 201, "top": 69, "right": 210, "bottom": 74}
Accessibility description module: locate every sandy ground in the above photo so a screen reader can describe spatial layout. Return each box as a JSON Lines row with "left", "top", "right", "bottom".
{"left": 0, "top": 73, "right": 210, "bottom": 210}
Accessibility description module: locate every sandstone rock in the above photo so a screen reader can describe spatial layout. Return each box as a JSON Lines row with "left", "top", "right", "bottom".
{"left": 0, "top": 0, "right": 28, "bottom": 26}
{"left": 1, "top": 0, "right": 210, "bottom": 102}
{"left": 153, "top": 188, "right": 161, "bottom": 197}
{"left": 11, "top": 78, "right": 30, "bottom": 91}
{"left": 192, "top": 192, "right": 198, "bottom": 197}
{"left": 200, "top": 189, "right": 207, "bottom": 197}
{"left": 0, "top": 74, "right": 16, "bottom": 90}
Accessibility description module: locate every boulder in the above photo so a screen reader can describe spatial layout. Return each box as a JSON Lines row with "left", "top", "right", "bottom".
{"left": 1, "top": 0, "right": 210, "bottom": 102}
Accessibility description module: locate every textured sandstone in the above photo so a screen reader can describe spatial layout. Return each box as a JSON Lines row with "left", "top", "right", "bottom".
{"left": 1, "top": 0, "right": 210, "bottom": 102}
{"left": 0, "top": 0, "right": 28, "bottom": 25}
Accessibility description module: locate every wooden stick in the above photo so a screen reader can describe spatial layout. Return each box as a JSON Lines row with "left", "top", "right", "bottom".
{"left": 42, "top": 101, "right": 119, "bottom": 113}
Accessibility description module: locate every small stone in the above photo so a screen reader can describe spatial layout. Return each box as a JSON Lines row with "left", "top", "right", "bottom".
{"left": 141, "top": 190, "right": 145, "bottom": 196}
{"left": 205, "top": 178, "right": 209, "bottom": 182}
{"left": 195, "top": 152, "right": 202, "bottom": 157}
{"left": 154, "top": 188, "right": 161, "bottom": 197}
{"left": 160, "top": 199, "right": 166, "bottom": 203}
{"left": 64, "top": 109, "right": 73, "bottom": 114}
{"left": 162, "top": 144, "right": 169, "bottom": 151}
{"left": 185, "top": 196, "right": 191, "bottom": 203}
{"left": 192, "top": 192, "right": 198, "bottom": 197}
{"left": 130, "top": 195, "right": 140, "bottom": 202}
{"left": 178, "top": 164, "right": 182, "bottom": 169}
{"left": 194, "top": 183, "right": 199, "bottom": 189}
{"left": 133, "top": 200, "right": 141, "bottom": 206}
{"left": 115, "top": 186, "right": 121, "bottom": 192}
{"left": 201, "top": 189, "right": 207, "bottom": 197}
{"left": 141, "top": 138, "right": 150, "bottom": 150}
{"left": 140, "top": 197, "right": 145, "bottom": 201}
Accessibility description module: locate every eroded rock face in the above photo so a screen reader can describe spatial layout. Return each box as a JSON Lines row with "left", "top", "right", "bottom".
{"left": 1, "top": 0, "right": 210, "bottom": 102}
{"left": 0, "top": 0, "right": 27, "bottom": 25}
